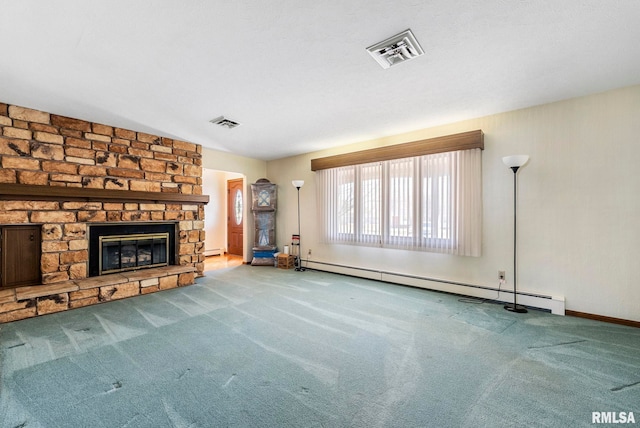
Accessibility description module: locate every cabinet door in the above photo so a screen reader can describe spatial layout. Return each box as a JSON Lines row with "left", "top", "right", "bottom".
{"left": 2, "top": 225, "right": 42, "bottom": 287}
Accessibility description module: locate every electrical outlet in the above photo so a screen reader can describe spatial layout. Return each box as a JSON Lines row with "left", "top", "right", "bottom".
{"left": 307, "top": 249, "right": 312, "bottom": 258}
{"left": 498, "top": 270, "right": 506, "bottom": 281}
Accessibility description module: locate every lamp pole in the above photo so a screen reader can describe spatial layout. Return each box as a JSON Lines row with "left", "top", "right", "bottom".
{"left": 502, "top": 156, "right": 529, "bottom": 313}
{"left": 292, "top": 180, "right": 305, "bottom": 271}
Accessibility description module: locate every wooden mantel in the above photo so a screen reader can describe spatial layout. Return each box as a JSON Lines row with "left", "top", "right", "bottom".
{"left": 0, "top": 183, "right": 209, "bottom": 204}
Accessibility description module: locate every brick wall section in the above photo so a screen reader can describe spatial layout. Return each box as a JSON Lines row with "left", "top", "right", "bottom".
{"left": 0, "top": 102, "right": 207, "bottom": 322}
{"left": 0, "top": 103, "right": 202, "bottom": 194}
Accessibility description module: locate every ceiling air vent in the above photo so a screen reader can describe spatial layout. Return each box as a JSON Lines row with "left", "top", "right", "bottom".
{"left": 210, "top": 116, "right": 241, "bottom": 129}
{"left": 366, "top": 29, "right": 424, "bottom": 69}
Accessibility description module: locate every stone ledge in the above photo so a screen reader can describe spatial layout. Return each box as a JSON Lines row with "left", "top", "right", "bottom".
{"left": 0, "top": 288, "right": 16, "bottom": 304}
{"left": 16, "top": 281, "right": 79, "bottom": 300}
{"left": 12, "top": 265, "right": 197, "bottom": 301}
{"left": 1, "top": 265, "right": 197, "bottom": 323}
{"left": 76, "top": 273, "right": 129, "bottom": 290}
{"left": 120, "top": 265, "right": 195, "bottom": 281}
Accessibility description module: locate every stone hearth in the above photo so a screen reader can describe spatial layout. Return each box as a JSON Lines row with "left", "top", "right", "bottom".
{"left": 0, "top": 265, "right": 196, "bottom": 322}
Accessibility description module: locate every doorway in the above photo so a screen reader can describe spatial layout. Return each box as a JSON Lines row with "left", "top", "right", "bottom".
{"left": 227, "top": 178, "right": 244, "bottom": 256}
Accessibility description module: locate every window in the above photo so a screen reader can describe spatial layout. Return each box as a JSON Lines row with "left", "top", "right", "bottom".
{"left": 234, "top": 189, "right": 243, "bottom": 225}
{"left": 317, "top": 148, "right": 482, "bottom": 256}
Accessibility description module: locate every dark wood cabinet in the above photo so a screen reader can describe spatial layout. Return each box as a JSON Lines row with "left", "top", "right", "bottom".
{"left": 1, "top": 225, "right": 41, "bottom": 288}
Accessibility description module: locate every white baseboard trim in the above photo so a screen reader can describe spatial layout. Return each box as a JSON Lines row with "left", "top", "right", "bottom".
{"left": 204, "top": 248, "right": 224, "bottom": 257}
{"left": 305, "top": 260, "right": 566, "bottom": 315}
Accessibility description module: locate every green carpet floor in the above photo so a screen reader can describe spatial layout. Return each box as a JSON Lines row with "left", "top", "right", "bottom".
{"left": 1, "top": 265, "right": 638, "bottom": 427}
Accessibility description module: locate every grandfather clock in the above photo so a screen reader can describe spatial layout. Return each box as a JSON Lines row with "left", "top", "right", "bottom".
{"left": 250, "top": 178, "right": 278, "bottom": 266}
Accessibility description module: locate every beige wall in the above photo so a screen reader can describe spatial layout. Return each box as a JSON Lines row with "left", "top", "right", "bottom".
{"left": 266, "top": 84, "right": 640, "bottom": 322}
{"left": 202, "top": 168, "right": 228, "bottom": 255}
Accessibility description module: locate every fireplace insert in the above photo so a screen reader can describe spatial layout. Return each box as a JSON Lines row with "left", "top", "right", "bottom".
{"left": 100, "top": 233, "right": 169, "bottom": 274}
{"left": 88, "top": 223, "right": 177, "bottom": 277}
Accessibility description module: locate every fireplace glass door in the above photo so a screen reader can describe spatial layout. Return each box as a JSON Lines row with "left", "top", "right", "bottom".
{"left": 100, "top": 233, "right": 169, "bottom": 274}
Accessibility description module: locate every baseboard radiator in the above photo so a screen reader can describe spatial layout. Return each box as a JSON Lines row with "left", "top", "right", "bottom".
{"left": 204, "top": 248, "right": 224, "bottom": 257}
{"left": 305, "top": 260, "right": 566, "bottom": 315}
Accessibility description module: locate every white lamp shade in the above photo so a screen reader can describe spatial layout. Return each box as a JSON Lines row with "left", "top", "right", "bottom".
{"left": 502, "top": 155, "right": 529, "bottom": 168}
{"left": 292, "top": 180, "right": 304, "bottom": 188}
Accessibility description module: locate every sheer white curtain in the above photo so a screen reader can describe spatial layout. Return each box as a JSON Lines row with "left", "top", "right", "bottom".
{"left": 386, "top": 157, "right": 416, "bottom": 248}
{"left": 317, "top": 148, "right": 482, "bottom": 256}
{"left": 317, "top": 162, "right": 382, "bottom": 245}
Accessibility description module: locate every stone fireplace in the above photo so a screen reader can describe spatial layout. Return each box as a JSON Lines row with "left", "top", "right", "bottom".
{"left": 0, "top": 102, "right": 209, "bottom": 323}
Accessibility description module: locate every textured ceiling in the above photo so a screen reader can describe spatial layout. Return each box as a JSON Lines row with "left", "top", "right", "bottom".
{"left": 2, "top": 1, "right": 640, "bottom": 161}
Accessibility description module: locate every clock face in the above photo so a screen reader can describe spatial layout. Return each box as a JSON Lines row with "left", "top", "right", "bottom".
{"left": 258, "top": 189, "right": 271, "bottom": 207}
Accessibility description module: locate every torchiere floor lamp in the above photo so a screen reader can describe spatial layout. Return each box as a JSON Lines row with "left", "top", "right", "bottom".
{"left": 292, "top": 180, "right": 305, "bottom": 271}
{"left": 502, "top": 155, "right": 529, "bottom": 313}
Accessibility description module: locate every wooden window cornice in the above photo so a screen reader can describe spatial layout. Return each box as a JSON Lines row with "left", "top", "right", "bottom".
{"left": 310, "top": 130, "right": 483, "bottom": 171}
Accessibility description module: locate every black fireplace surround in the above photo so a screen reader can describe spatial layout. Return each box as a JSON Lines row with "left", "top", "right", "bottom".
{"left": 88, "top": 223, "right": 177, "bottom": 277}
